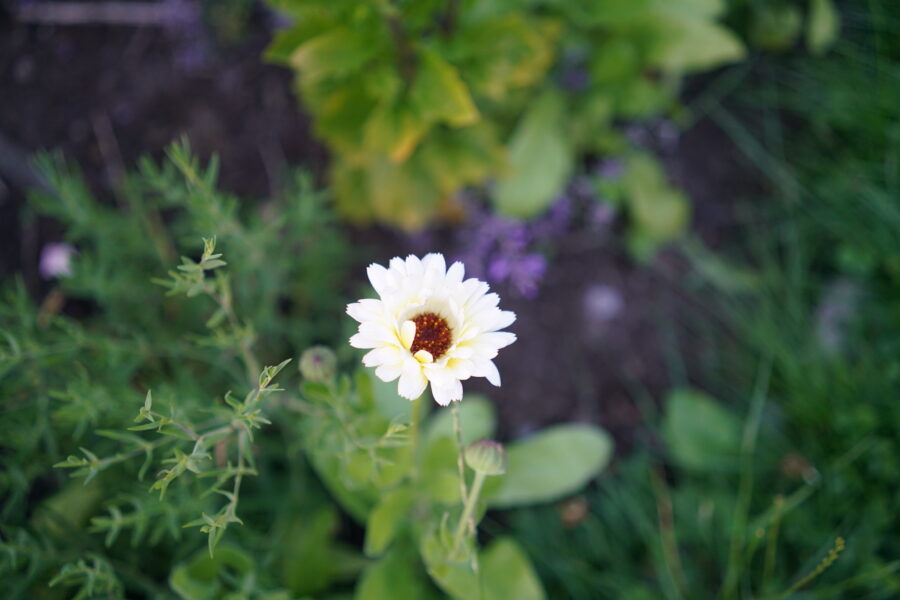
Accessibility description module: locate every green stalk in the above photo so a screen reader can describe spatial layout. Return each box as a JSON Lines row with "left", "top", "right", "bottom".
{"left": 722, "top": 358, "right": 772, "bottom": 599}
{"left": 452, "top": 470, "right": 486, "bottom": 555}
{"left": 409, "top": 394, "right": 424, "bottom": 480}
{"left": 452, "top": 403, "right": 469, "bottom": 504}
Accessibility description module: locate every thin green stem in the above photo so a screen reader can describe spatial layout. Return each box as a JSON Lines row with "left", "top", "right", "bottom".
{"left": 722, "top": 357, "right": 772, "bottom": 599}
{"left": 452, "top": 470, "right": 486, "bottom": 556}
{"left": 452, "top": 403, "right": 469, "bottom": 505}
{"left": 762, "top": 495, "right": 785, "bottom": 594}
{"left": 409, "top": 395, "right": 424, "bottom": 480}
{"left": 650, "top": 467, "right": 687, "bottom": 599}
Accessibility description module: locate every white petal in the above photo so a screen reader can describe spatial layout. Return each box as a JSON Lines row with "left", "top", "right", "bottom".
{"left": 375, "top": 363, "right": 402, "bottom": 382}
{"left": 349, "top": 333, "right": 380, "bottom": 349}
{"left": 397, "top": 359, "right": 428, "bottom": 400}
{"left": 359, "top": 321, "right": 395, "bottom": 344}
{"left": 461, "top": 279, "right": 489, "bottom": 306}
{"left": 346, "top": 298, "right": 383, "bottom": 323}
{"left": 422, "top": 253, "right": 446, "bottom": 273}
{"left": 362, "top": 346, "right": 402, "bottom": 367}
{"left": 404, "top": 255, "right": 423, "bottom": 280}
{"left": 367, "top": 263, "right": 390, "bottom": 296}
{"left": 478, "top": 331, "right": 517, "bottom": 350}
{"left": 473, "top": 359, "right": 501, "bottom": 386}
{"left": 446, "top": 261, "right": 465, "bottom": 286}
{"left": 486, "top": 310, "right": 516, "bottom": 331}
{"left": 400, "top": 320, "right": 416, "bottom": 350}
{"left": 470, "top": 293, "right": 500, "bottom": 315}
{"left": 389, "top": 256, "right": 407, "bottom": 275}
{"left": 414, "top": 350, "right": 434, "bottom": 363}
{"left": 432, "top": 378, "right": 463, "bottom": 406}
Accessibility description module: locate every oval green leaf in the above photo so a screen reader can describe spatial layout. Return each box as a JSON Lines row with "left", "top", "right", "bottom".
{"left": 488, "top": 424, "right": 613, "bottom": 508}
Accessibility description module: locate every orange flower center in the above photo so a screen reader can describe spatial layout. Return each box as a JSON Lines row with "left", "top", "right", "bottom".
{"left": 410, "top": 312, "right": 452, "bottom": 359}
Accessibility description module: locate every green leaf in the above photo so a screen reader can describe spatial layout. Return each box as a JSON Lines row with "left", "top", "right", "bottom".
{"left": 646, "top": 16, "right": 745, "bottom": 72}
{"left": 492, "top": 90, "right": 573, "bottom": 218}
{"left": 358, "top": 368, "right": 416, "bottom": 422}
{"left": 411, "top": 49, "right": 479, "bottom": 127}
{"left": 356, "top": 546, "right": 432, "bottom": 600}
{"left": 807, "top": 0, "right": 840, "bottom": 55}
{"left": 421, "top": 437, "right": 462, "bottom": 505}
{"left": 662, "top": 388, "right": 741, "bottom": 470}
{"left": 364, "top": 487, "right": 416, "bottom": 557}
{"left": 750, "top": 4, "right": 802, "bottom": 52}
{"left": 450, "top": 14, "right": 557, "bottom": 101}
{"left": 488, "top": 424, "right": 613, "bottom": 508}
{"left": 481, "top": 538, "right": 546, "bottom": 600}
{"left": 363, "top": 99, "right": 429, "bottom": 163}
{"left": 425, "top": 395, "right": 496, "bottom": 446}
{"left": 420, "top": 532, "right": 545, "bottom": 600}
{"left": 169, "top": 546, "right": 253, "bottom": 600}
{"left": 280, "top": 508, "right": 343, "bottom": 595}
{"left": 622, "top": 153, "right": 690, "bottom": 254}
{"left": 291, "top": 28, "right": 380, "bottom": 83}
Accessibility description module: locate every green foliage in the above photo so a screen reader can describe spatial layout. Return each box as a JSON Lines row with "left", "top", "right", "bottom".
{"left": 266, "top": 0, "right": 746, "bottom": 226}
{"left": 293, "top": 370, "right": 614, "bottom": 598}
{"left": 507, "top": 3, "right": 900, "bottom": 597}
{"left": 589, "top": 151, "right": 692, "bottom": 258}
{"left": 1, "top": 141, "right": 352, "bottom": 597}
{"left": 2, "top": 139, "right": 615, "bottom": 597}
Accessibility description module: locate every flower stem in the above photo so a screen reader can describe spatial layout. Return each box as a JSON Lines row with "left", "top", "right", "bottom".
{"left": 452, "top": 470, "right": 486, "bottom": 556}
{"left": 410, "top": 394, "right": 424, "bottom": 480}
{"left": 451, "top": 403, "right": 468, "bottom": 504}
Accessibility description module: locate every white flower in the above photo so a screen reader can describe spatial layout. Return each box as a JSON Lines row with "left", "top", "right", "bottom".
{"left": 347, "top": 253, "right": 516, "bottom": 406}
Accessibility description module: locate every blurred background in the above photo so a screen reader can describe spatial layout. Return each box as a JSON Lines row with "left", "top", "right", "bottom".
{"left": 1, "top": 0, "right": 898, "bottom": 598}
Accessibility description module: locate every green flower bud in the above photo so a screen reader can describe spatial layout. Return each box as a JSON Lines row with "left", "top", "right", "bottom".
{"left": 298, "top": 346, "right": 337, "bottom": 383}
{"left": 464, "top": 439, "right": 507, "bottom": 476}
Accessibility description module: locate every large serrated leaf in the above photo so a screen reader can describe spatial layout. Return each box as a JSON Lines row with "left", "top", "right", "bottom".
{"left": 411, "top": 49, "right": 479, "bottom": 128}
{"left": 290, "top": 28, "right": 379, "bottom": 82}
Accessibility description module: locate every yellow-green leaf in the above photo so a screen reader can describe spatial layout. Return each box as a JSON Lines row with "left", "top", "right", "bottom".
{"left": 363, "top": 101, "right": 428, "bottom": 163}
{"left": 807, "top": 0, "right": 840, "bottom": 55}
{"left": 411, "top": 49, "right": 479, "bottom": 127}
{"left": 291, "top": 28, "right": 380, "bottom": 83}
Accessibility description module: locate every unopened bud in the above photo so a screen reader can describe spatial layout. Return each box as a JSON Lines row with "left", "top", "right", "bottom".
{"left": 298, "top": 346, "right": 337, "bottom": 382}
{"left": 464, "top": 439, "right": 506, "bottom": 476}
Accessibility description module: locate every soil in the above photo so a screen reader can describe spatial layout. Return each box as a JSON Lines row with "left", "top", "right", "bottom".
{"left": 0, "top": 4, "right": 758, "bottom": 450}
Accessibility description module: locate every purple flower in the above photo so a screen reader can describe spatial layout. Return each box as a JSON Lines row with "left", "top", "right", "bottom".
{"left": 509, "top": 253, "right": 547, "bottom": 298}
{"left": 40, "top": 243, "right": 76, "bottom": 279}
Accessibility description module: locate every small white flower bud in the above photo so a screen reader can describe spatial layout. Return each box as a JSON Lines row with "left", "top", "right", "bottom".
{"left": 464, "top": 439, "right": 506, "bottom": 476}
